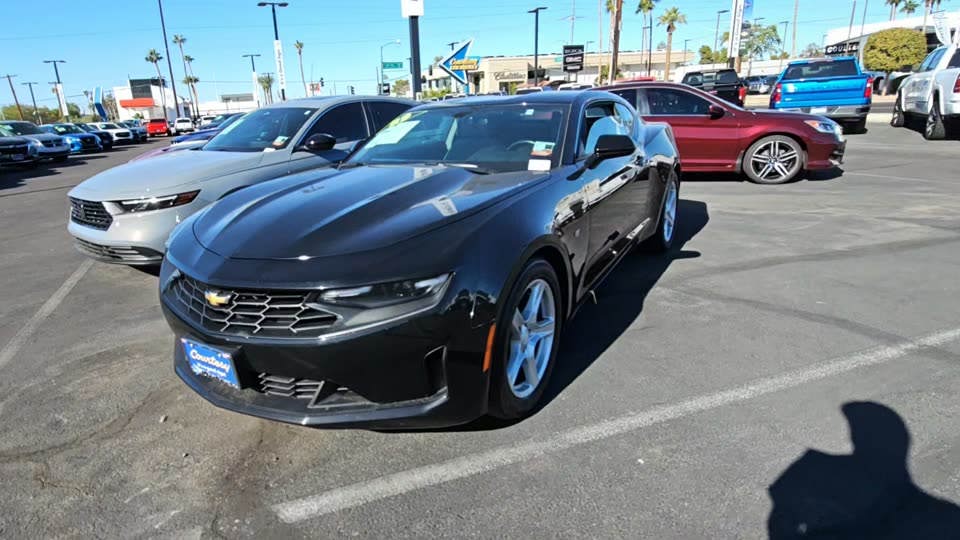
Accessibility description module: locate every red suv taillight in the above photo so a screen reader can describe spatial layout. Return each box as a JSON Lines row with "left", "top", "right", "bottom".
{"left": 771, "top": 83, "right": 782, "bottom": 105}
{"left": 953, "top": 74, "right": 960, "bottom": 93}
{"left": 738, "top": 85, "right": 747, "bottom": 103}
{"left": 864, "top": 78, "right": 873, "bottom": 99}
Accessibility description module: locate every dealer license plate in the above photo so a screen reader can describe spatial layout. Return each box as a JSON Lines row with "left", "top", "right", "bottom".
{"left": 182, "top": 338, "right": 240, "bottom": 388}
{"left": 11, "top": 154, "right": 24, "bottom": 161}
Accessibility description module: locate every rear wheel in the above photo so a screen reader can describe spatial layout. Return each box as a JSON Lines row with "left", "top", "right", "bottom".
{"left": 642, "top": 170, "right": 679, "bottom": 253}
{"left": 488, "top": 259, "right": 561, "bottom": 420}
{"left": 924, "top": 96, "right": 947, "bottom": 140}
{"left": 890, "top": 96, "right": 905, "bottom": 128}
{"left": 743, "top": 135, "right": 804, "bottom": 185}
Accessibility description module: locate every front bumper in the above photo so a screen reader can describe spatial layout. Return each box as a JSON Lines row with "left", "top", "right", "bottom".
{"left": 66, "top": 196, "right": 210, "bottom": 264}
{"left": 805, "top": 132, "right": 846, "bottom": 170}
{"left": 158, "top": 259, "right": 491, "bottom": 429}
{"left": 38, "top": 147, "right": 70, "bottom": 159}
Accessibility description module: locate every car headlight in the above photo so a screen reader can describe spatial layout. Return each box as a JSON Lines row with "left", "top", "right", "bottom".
{"left": 116, "top": 190, "right": 200, "bottom": 213}
{"left": 64, "top": 136, "right": 78, "bottom": 144}
{"left": 804, "top": 119, "right": 842, "bottom": 137}
{"left": 27, "top": 141, "right": 42, "bottom": 155}
{"left": 319, "top": 274, "right": 452, "bottom": 309}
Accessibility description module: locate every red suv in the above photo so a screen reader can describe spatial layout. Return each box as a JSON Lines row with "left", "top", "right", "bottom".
{"left": 597, "top": 82, "right": 846, "bottom": 184}
{"left": 146, "top": 118, "right": 170, "bottom": 137}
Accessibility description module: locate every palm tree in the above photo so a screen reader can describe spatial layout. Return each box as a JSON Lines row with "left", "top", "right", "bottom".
{"left": 637, "top": 0, "right": 658, "bottom": 75}
{"left": 258, "top": 73, "right": 275, "bottom": 105}
{"left": 183, "top": 76, "right": 201, "bottom": 118}
{"left": 145, "top": 48, "right": 169, "bottom": 119}
{"left": 886, "top": 0, "right": 902, "bottom": 20}
{"left": 294, "top": 40, "right": 308, "bottom": 97}
{"left": 921, "top": 0, "right": 941, "bottom": 39}
{"left": 657, "top": 7, "right": 686, "bottom": 80}
{"left": 172, "top": 35, "right": 189, "bottom": 83}
{"left": 900, "top": 0, "right": 920, "bottom": 16}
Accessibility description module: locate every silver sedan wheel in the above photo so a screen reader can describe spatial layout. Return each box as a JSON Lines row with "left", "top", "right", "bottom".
{"left": 749, "top": 139, "right": 800, "bottom": 183}
{"left": 506, "top": 279, "right": 556, "bottom": 399}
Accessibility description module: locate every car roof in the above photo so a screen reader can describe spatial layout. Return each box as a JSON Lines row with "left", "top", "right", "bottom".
{"left": 595, "top": 81, "right": 690, "bottom": 91}
{"left": 415, "top": 91, "right": 615, "bottom": 109}
{"left": 265, "top": 95, "right": 417, "bottom": 109}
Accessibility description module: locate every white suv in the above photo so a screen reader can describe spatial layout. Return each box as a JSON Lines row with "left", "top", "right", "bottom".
{"left": 893, "top": 44, "right": 960, "bottom": 140}
{"left": 174, "top": 117, "right": 195, "bottom": 134}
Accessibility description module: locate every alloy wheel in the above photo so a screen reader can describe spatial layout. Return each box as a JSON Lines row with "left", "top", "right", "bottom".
{"left": 506, "top": 279, "right": 556, "bottom": 399}
{"left": 749, "top": 139, "right": 800, "bottom": 183}
{"left": 662, "top": 178, "right": 678, "bottom": 243}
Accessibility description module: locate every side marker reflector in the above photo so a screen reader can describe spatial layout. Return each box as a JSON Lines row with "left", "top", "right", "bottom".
{"left": 482, "top": 324, "right": 496, "bottom": 372}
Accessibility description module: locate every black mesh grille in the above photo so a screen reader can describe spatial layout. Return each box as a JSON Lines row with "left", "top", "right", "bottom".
{"left": 0, "top": 143, "right": 28, "bottom": 155}
{"left": 168, "top": 274, "right": 339, "bottom": 338}
{"left": 69, "top": 197, "right": 113, "bottom": 230}
{"left": 256, "top": 373, "right": 369, "bottom": 409}
{"left": 74, "top": 238, "right": 162, "bottom": 263}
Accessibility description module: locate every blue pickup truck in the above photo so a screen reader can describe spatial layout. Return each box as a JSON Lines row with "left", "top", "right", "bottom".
{"left": 770, "top": 57, "right": 873, "bottom": 133}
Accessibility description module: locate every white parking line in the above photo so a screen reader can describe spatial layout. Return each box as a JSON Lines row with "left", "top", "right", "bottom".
{"left": 272, "top": 326, "right": 960, "bottom": 523}
{"left": 0, "top": 259, "right": 93, "bottom": 369}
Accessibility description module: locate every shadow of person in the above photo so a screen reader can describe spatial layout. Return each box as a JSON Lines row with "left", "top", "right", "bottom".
{"left": 768, "top": 401, "right": 960, "bottom": 539}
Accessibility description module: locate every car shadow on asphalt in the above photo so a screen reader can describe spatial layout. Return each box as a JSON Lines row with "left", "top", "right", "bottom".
{"left": 0, "top": 167, "right": 61, "bottom": 191}
{"left": 433, "top": 198, "right": 710, "bottom": 433}
{"left": 768, "top": 401, "right": 960, "bottom": 539}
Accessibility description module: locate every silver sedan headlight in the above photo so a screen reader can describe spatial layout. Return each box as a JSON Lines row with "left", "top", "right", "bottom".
{"left": 116, "top": 190, "right": 200, "bottom": 213}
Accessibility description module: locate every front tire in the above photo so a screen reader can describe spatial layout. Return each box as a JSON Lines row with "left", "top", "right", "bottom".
{"left": 890, "top": 96, "right": 905, "bottom": 128}
{"left": 743, "top": 135, "right": 804, "bottom": 185}
{"left": 488, "top": 259, "right": 562, "bottom": 420}
{"left": 642, "top": 170, "right": 679, "bottom": 253}
{"left": 924, "top": 96, "right": 947, "bottom": 140}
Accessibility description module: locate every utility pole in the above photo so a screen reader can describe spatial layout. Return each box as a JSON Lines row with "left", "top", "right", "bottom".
{"left": 43, "top": 60, "right": 68, "bottom": 120}
{"left": 791, "top": 0, "right": 799, "bottom": 58}
{"left": 779, "top": 20, "right": 790, "bottom": 69}
{"left": 4, "top": 75, "right": 24, "bottom": 120}
{"left": 157, "top": 0, "right": 181, "bottom": 117}
{"left": 21, "top": 82, "right": 40, "bottom": 123}
{"left": 859, "top": 0, "right": 869, "bottom": 39}
{"left": 243, "top": 54, "right": 262, "bottom": 107}
{"left": 529, "top": 7, "right": 548, "bottom": 86}
{"left": 847, "top": 0, "right": 857, "bottom": 40}
{"left": 608, "top": 0, "right": 622, "bottom": 84}
{"left": 561, "top": 0, "right": 583, "bottom": 44}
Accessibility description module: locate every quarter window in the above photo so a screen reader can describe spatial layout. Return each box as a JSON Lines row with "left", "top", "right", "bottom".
{"left": 303, "top": 102, "right": 368, "bottom": 143}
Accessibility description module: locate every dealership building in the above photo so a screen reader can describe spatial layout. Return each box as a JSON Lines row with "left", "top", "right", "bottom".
{"left": 112, "top": 78, "right": 256, "bottom": 121}
{"left": 823, "top": 10, "right": 960, "bottom": 59}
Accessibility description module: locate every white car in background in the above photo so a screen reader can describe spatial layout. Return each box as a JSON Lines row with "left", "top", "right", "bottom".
{"left": 198, "top": 115, "right": 217, "bottom": 127}
{"left": 91, "top": 122, "right": 134, "bottom": 144}
{"left": 892, "top": 43, "right": 960, "bottom": 140}
{"left": 173, "top": 117, "right": 195, "bottom": 134}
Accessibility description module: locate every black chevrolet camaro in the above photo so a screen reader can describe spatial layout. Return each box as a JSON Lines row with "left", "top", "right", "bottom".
{"left": 159, "top": 92, "right": 681, "bottom": 428}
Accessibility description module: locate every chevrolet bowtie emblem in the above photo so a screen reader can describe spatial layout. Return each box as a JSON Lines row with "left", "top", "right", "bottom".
{"left": 204, "top": 290, "right": 232, "bottom": 307}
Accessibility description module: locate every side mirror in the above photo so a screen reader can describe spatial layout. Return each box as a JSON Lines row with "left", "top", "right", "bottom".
{"left": 708, "top": 104, "right": 726, "bottom": 119}
{"left": 585, "top": 134, "right": 636, "bottom": 169}
{"left": 301, "top": 133, "right": 336, "bottom": 152}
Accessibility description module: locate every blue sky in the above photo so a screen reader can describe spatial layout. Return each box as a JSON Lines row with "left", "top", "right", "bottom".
{"left": 1, "top": 0, "right": 900, "bottom": 107}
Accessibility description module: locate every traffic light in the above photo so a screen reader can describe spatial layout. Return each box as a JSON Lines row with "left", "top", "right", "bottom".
{"left": 348, "top": 85, "right": 355, "bottom": 95}
{"left": 319, "top": 77, "right": 324, "bottom": 87}
{"left": 380, "top": 83, "right": 390, "bottom": 95}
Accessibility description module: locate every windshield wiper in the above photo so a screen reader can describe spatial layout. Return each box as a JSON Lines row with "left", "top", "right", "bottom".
{"left": 337, "top": 161, "right": 364, "bottom": 170}
{"left": 423, "top": 161, "right": 494, "bottom": 175}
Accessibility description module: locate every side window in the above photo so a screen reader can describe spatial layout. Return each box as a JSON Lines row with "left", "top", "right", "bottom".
{"left": 614, "top": 103, "right": 636, "bottom": 136}
{"left": 644, "top": 88, "right": 711, "bottom": 115}
{"left": 303, "top": 102, "right": 367, "bottom": 143}
{"left": 608, "top": 88, "right": 638, "bottom": 110}
{"left": 949, "top": 50, "right": 960, "bottom": 69}
{"left": 368, "top": 101, "right": 412, "bottom": 131}
{"left": 920, "top": 49, "right": 944, "bottom": 72}
{"left": 579, "top": 102, "right": 629, "bottom": 158}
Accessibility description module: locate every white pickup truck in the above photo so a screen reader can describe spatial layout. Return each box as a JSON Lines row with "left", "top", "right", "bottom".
{"left": 892, "top": 43, "right": 960, "bottom": 140}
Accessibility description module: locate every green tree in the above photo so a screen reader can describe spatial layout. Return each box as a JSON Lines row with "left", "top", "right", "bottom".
{"left": 145, "top": 48, "right": 169, "bottom": 118}
{"left": 863, "top": 28, "right": 926, "bottom": 93}
{"left": 66, "top": 102, "right": 81, "bottom": 119}
{"left": 258, "top": 73, "right": 275, "bottom": 104}
{"left": 392, "top": 79, "right": 410, "bottom": 96}
{"left": 801, "top": 42, "right": 823, "bottom": 58}
{"left": 773, "top": 51, "right": 791, "bottom": 60}
{"left": 658, "top": 7, "right": 686, "bottom": 80}
{"left": 595, "top": 64, "right": 624, "bottom": 84}
{"left": 900, "top": 0, "right": 920, "bottom": 16}
{"left": 294, "top": 40, "right": 308, "bottom": 97}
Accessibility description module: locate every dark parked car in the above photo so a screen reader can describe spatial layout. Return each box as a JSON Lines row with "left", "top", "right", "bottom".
{"left": 0, "top": 136, "right": 40, "bottom": 167}
{"left": 601, "top": 82, "right": 845, "bottom": 184}
{"left": 74, "top": 123, "right": 115, "bottom": 150}
{"left": 681, "top": 68, "right": 747, "bottom": 107}
{"left": 159, "top": 92, "right": 681, "bottom": 428}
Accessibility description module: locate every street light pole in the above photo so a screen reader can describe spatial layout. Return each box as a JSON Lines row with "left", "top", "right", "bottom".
{"left": 779, "top": 20, "right": 790, "bottom": 69}
{"left": 379, "top": 40, "right": 400, "bottom": 96}
{"left": 529, "top": 7, "right": 548, "bottom": 86}
{"left": 715, "top": 9, "right": 729, "bottom": 58}
{"left": 157, "top": 0, "right": 181, "bottom": 118}
{"left": 257, "top": 2, "right": 289, "bottom": 101}
{"left": 847, "top": 0, "right": 857, "bottom": 40}
{"left": 21, "top": 82, "right": 40, "bottom": 123}
{"left": 243, "top": 53, "right": 262, "bottom": 107}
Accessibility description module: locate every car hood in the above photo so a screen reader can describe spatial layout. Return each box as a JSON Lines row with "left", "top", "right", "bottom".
{"left": 21, "top": 133, "right": 62, "bottom": 143}
{"left": 70, "top": 149, "right": 264, "bottom": 199}
{"left": 194, "top": 164, "right": 547, "bottom": 260}
{"left": 746, "top": 109, "right": 825, "bottom": 122}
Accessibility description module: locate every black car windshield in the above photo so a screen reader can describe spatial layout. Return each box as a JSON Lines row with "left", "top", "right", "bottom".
{"left": 204, "top": 107, "right": 317, "bottom": 152}
{"left": 348, "top": 104, "right": 568, "bottom": 173}
{"left": 49, "top": 124, "right": 85, "bottom": 135}
{"left": 100, "top": 123, "right": 121, "bottom": 129}
{"left": 0, "top": 122, "right": 44, "bottom": 136}
{"left": 782, "top": 59, "right": 858, "bottom": 80}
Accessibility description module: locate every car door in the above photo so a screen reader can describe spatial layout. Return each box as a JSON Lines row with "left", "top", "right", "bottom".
{"left": 285, "top": 101, "right": 370, "bottom": 174}
{"left": 577, "top": 100, "right": 646, "bottom": 289}
{"left": 638, "top": 86, "right": 740, "bottom": 171}
{"left": 904, "top": 47, "right": 945, "bottom": 114}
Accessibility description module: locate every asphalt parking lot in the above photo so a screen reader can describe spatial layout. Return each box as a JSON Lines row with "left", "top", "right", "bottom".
{"left": 2, "top": 124, "right": 959, "bottom": 538}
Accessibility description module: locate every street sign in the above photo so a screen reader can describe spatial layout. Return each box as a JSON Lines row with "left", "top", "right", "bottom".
{"left": 563, "top": 45, "right": 585, "bottom": 72}
{"left": 274, "top": 40, "right": 287, "bottom": 97}
{"left": 401, "top": 0, "right": 424, "bottom": 18}
{"left": 727, "top": 0, "right": 745, "bottom": 59}
{"left": 380, "top": 83, "right": 391, "bottom": 95}
{"left": 438, "top": 39, "right": 474, "bottom": 86}
{"left": 450, "top": 59, "right": 478, "bottom": 71}
{"left": 824, "top": 41, "right": 859, "bottom": 56}
{"left": 382, "top": 61, "right": 404, "bottom": 70}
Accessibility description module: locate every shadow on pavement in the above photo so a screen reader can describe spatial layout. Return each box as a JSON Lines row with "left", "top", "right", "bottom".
{"left": 0, "top": 166, "right": 61, "bottom": 191}
{"left": 804, "top": 168, "right": 844, "bottom": 182}
{"left": 768, "top": 401, "right": 960, "bottom": 539}
{"left": 436, "top": 198, "right": 710, "bottom": 433}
